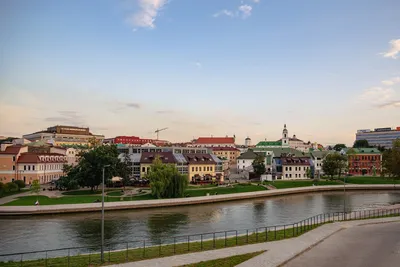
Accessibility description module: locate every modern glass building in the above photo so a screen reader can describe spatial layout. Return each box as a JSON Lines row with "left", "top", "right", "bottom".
{"left": 356, "top": 127, "right": 400, "bottom": 148}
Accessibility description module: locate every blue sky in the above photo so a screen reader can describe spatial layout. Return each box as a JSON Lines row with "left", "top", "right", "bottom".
{"left": 0, "top": 0, "right": 399, "bottom": 146}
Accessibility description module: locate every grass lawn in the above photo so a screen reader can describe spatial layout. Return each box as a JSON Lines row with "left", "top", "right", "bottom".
{"left": 185, "top": 184, "right": 267, "bottom": 197}
{"left": 179, "top": 251, "right": 265, "bottom": 267}
{"left": 62, "top": 189, "right": 117, "bottom": 196}
{"left": 187, "top": 184, "right": 218, "bottom": 189}
{"left": 268, "top": 180, "right": 341, "bottom": 189}
{"left": 0, "top": 223, "right": 320, "bottom": 267}
{"left": 107, "top": 191, "right": 124, "bottom": 196}
{"left": 338, "top": 176, "right": 400, "bottom": 184}
{"left": 0, "top": 189, "right": 29, "bottom": 198}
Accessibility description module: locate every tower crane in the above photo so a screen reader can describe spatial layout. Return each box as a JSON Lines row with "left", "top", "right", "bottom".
{"left": 155, "top": 127, "right": 168, "bottom": 140}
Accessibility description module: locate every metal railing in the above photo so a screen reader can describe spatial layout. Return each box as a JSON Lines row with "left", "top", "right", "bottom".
{"left": 0, "top": 208, "right": 399, "bottom": 267}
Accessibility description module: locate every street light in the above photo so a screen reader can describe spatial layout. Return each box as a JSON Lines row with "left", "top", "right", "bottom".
{"left": 343, "top": 174, "right": 346, "bottom": 220}
{"left": 101, "top": 164, "right": 110, "bottom": 263}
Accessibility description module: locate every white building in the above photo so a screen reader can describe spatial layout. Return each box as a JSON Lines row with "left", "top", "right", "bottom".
{"left": 281, "top": 157, "right": 311, "bottom": 180}
{"left": 310, "top": 151, "right": 330, "bottom": 177}
{"left": 245, "top": 137, "right": 251, "bottom": 147}
{"left": 236, "top": 150, "right": 259, "bottom": 172}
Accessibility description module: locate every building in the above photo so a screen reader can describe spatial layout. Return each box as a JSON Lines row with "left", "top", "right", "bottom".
{"left": 139, "top": 152, "right": 178, "bottom": 177}
{"left": 117, "top": 145, "right": 210, "bottom": 155}
{"left": 184, "top": 154, "right": 217, "bottom": 182}
{"left": 281, "top": 157, "right": 311, "bottom": 180}
{"left": 191, "top": 136, "right": 236, "bottom": 148}
{"left": 23, "top": 125, "right": 104, "bottom": 147}
{"left": 256, "top": 125, "right": 312, "bottom": 152}
{"left": 211, "top": 147, "right": 241, "bottom": 165}
{"left": 236, "top": 150, "right": 260, "bottom": 172}
{"left": 309, "top": 151, "right": 331, "bottom": 177}
{"left": 347, "top": 148, "right": 382, "bottom": 176}
{"left": 0, "top": 145, "right": 66, "bottom": 184}
{"left": 355, "top": 127, "right": 400, "bottom": 149}
{"left": 104, "top": 136, "right": 170, "bottom": 147}
{"left": 245, "top": 137, "right": 252, "bottom": 147}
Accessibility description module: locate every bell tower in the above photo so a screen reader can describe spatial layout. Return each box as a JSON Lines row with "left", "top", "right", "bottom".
{"left": 282, "top": 124, "right": 289, "bottom": 147}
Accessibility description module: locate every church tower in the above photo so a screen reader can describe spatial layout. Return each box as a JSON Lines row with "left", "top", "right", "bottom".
{"left": 282, "top": 124, "right": 289, "bottom": 147}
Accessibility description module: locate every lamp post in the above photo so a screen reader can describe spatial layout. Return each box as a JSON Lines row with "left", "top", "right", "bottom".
{"left": 343, "top": 174, "right": 346, "bottom": 220}
{"left": 101, "top": 164, "right": 110, "bottom": 263}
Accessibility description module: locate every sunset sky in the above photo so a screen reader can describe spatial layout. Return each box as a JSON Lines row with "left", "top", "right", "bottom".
{"left": 1, "top": 0, "right": 399, "bottom": 146}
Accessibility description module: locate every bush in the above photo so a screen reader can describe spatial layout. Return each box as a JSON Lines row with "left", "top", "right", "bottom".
{"left": 13, "top": 180, "right": 26, "bottom": 191}
{"left": 5, "top": 182, "right": 18, "bottom": 192}
{"left": 0, "top": 182, "right": 4, "bottom": 191}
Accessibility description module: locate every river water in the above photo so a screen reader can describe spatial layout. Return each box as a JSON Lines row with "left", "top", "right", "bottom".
{"left": 1, "top": 190, "right": 400, "bottom": 256}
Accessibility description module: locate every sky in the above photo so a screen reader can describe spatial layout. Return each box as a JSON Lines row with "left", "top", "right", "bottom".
{"left": 0, "top": 0, "right": 399, "bottom": 146}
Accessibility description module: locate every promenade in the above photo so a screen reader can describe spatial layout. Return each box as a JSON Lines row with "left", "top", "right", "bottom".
{"left": 108, "top": 216, "right": 400, "bottom": 267}
{"left": 0, "top": 184, "right": 399, "bottom": 215}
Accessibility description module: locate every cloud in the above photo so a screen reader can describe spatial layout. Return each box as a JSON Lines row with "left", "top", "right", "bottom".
{"left": 194, "top": 62, "right": 202, "bottom": 68}
{"left": 126, "top": 0, "right": 168, "bottom": 29}
{"left": 44, "top": 111, "right": 86, "bottom": 126}
{"left": 381, "top": 39, "right": 400, "bottom": 59}
{"left": 126, "top": 102, "right": 141, "bottom": 109}
{"left": 377, "top": 100, "right": 400, "bottom": 109}
{"left": 156, "top": 110, "right": 174, "bottom": 114}
{"left": 382, "top": 77, "right": 400, "bottom": 86}
{"left": 238, "top": 5, "right": 252, "bottom": 18}
{"left": 213, "top": 9, "right": 234, "bottom": 18}
{"left": 360, "top": 87, "right": 396, "bottom": 105}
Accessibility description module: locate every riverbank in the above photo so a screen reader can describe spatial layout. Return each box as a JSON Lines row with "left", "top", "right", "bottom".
{"left": 0, "top": 184, "right": 399, "bottom": 215}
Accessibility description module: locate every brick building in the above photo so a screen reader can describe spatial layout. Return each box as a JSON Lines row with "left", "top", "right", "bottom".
{"left": 347, "top": 148, "right": 382, "bottom": 176}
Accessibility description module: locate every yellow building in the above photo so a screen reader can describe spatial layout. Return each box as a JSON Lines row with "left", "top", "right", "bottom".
{"left": 139, "top": 152, "right": 178, "bottom": 178}
{"left": 212, "top": 147, "right": 241, "bottom": 165}
{"left": 184, "top": 154, "right": 217, "bottom": 182}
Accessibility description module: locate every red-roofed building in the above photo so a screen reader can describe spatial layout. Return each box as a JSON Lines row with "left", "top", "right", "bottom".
{"left": 191, "top": 136, "right": 236, "bottom": 148}
{"left": 0, "top": 145, "right": 67, "bottom": 184}
{"left": 104, "top": 136, "right": 170, "bottom": 147}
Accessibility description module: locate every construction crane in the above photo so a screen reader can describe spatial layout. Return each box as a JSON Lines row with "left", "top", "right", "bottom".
{"left": 155, "top": 127, "right": 168, "bottom": 140}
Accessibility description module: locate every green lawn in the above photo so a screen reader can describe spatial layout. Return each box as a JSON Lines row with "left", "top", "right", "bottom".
{"left": 338, "top": 176, "right": 400, "bottom": 184}
{"left": 0, "top": 189, "right": 29, "bottom": 198}
{"left": 268, "top": 180, "right": 341, "bottom": 189}
{"left": 180, "top": 251, "right": 265, "bottom": 267}
{"left": 62, "top": 189, "right": 119, "bottom": 196}
{"left": 107, "top": 191, "right": 124, "bottom": 196}
{"left": 185, "top": 184, "right": 267, "bottom": 197}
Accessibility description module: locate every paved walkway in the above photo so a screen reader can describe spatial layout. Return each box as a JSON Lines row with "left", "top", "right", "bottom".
{"left": 1, "top": 184, "right": 399, "bottom": 215}
{"left": 109, "top": 217, "right": 400, "bottom": 267}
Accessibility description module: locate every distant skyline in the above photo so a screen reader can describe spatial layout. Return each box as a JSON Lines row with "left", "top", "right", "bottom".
{"left": 0, "top": 0, "right": 399, "bottom": 146}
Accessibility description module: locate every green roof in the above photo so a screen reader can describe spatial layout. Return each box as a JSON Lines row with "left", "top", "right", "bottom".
{"left": 237, "top": 150, "right": 261, "bottom": 160}
{"left": 351, "top": 148, "right": 381, "bottom": 154}
{"left": 310, "top": 150, "right": 330, "bottom": 159}
{"left": 256, "top": 141, "right": 282, "bottom": 147}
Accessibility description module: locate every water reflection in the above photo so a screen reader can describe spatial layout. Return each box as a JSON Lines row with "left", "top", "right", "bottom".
{"left": 0, "top": 191, "right": 399, "bottom": 255}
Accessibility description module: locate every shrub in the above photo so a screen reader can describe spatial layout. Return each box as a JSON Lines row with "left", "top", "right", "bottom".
{"left": 5, "top": 182, "right": 18, "bottom": 192}
{"left": 0, "top": 182, "right": 4, "bottom": 191}
{"left": 13, "top": 180, "right": 26, "bottom": 191}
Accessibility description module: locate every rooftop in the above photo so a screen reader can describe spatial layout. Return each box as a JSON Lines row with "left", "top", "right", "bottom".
{"left": 194, "top": 137, "right": 235, "bottom": 144}
{"left": 0, "top": 145, "right": 24, "bottom": 155}
{"left": 18, "top": 153, "right": 67, "bottom": 163}
{"left": 140, "top": 152, "right": 177, "bottom": 164}
{"left": 281, "top": 157, "right": 311, "bottom": 166}
{"left": 183, "top": 154, "right": 216, "bottom": 164}
{"left": 212, "top": 147, "right": 240, "bottom": 152}
{"left": 256, "top": 141, "right": 282, "bottom": 147}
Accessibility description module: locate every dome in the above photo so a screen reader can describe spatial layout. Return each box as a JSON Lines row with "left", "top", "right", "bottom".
{"left": 245, "top": 137, "right": 251, "bottom": 140}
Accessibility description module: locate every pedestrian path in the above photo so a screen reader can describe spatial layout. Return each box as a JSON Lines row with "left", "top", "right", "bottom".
{"left": 110, "top": 216, "right": 400, "bottom": 267}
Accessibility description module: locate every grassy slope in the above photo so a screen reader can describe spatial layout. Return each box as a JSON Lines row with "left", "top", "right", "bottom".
{"left": 0, "top": 189, "right": 29, "bottom": 198}
{"left": 180, "top": 251, "right": 265, "bottom": 267}
{"left": 338, "top": 176, "right": 400, "bottom": 184}
{"left": 185, "top": 184, "right": 267, "bottom": 197}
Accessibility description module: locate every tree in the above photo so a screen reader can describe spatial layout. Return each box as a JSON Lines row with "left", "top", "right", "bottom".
{"left": 5, "top": 182, "right": 18, "bottom": 192}
{"left": 117, "top": 153, "right": 132, "bottom": 189}
{"left": 353, "top": 140, "right": 370, "bottom": 148}
{"left": 252, "top": 155, "right": 266, "bottom": 177}
{"left": 145, "top": 157, "right": 188, "bottom": 199}
{"left": 56, "top": 176, "right": 79, "bottom": 191}
{"left": 30, "top": 179, "right": 41, "bottom": 201}
{"left": 382, "top": 139, "right": 400, "bottom": 180}
{"left": 322, "top": 153, "right": 348, "bottom": 179}
{"left": 65, "top": 145, "right": 121, "bottom": 191}
{"left": 333, "top": 144, "right": 347, "bottom": 152}
{"left": 306, "top": 168, "right": 313, "bottom": 179}
{"left": 13, "top": 180, "right": 25, "bottom": 191}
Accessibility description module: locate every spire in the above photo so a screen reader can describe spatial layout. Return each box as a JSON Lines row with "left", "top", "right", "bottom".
{"left": 284, "top": 124, "right": 286, "bottom": 129}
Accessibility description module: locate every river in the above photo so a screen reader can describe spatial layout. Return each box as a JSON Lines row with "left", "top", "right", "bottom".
{"left": 1, "top": 190, "right": 400, "bottom": 256}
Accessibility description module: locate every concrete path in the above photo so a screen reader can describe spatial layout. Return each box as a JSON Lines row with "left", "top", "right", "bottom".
{"left": 282, "top": 220, "right": 400, "bottom": 267}
{"left": 1, "top": 184, "right": 399, "bottom": 215}
{"left": 109, "top": 217, "right": 400, "bottom": 267}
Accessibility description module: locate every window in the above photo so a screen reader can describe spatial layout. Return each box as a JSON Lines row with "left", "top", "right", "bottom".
{"left": 289, "top": 174, "right": 292, "bottom": 178}
{"left": 28, "top": 166, "right": 31, "bottom": 171}
{"left": 243, "top": 160, "right": 245, "bottom": 163}
{"left": 295, "top": 167, "right": 297, "bottom": 171}
{"left": 192, "top": 167, "right": 194, "bottom": 172}
{"left": 12, "top": 156, "right": 16, "bottom": 162}
{"left": 285, "top": 174, "right": 288, "bottom": 178}
{"left": 196, "top": 167, "right": 198, "bottom": 171}
{"left": 210, "top": 167, "right": 213, "bottom": 172}
{"left": 12, "top": 165, "right": 15, "bottom": 171}
{"left": 304, "top": 167, "right": 306, "bottom": 171}
{"left": 285, "top": 167, "right": 288, "bottom": 171}
{"left": 142, "top": 167, "right": 145, "bottom": 172}
{"left": 24, "top": 165, "right": 26, "bottom": 171}
{"left": 289, "top": 167, "right": 292, "bottom": 171}
{"left": 33, "top": 165, "right": 35, "bottom": 171}
{"left": 207, "top": 166, "right": 209, "bottom": 171}
{"left": 295, "top": 174, "right": 297, "bottom": 178}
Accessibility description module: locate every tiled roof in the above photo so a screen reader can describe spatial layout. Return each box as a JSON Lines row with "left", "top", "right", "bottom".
{"left": 252, "top": 147, "right": 305, "bottom": 157}
{"left": 140, "top": 152, "right": 177, "bottom": 164}
{"left": 237, "top": 150, "right": 262, "bottom": 160}
{"left": 0, "top": 145, "right": 24, "bottom": 155}
{"left": 310, "top": 151, "right": 330, "bottom": 159}
{"left": 183, "top": 154, "right": 216, "bottom": 164}
{"left": 17, "top": 153, "right": 67, "bottom": 163}
{"left": 351, "top": 148, "right": 381, "bottom": 154}
{"left": 281, "top": 157, "right": 311, "bottom": 166}
{"left": 212, "top": 147, "right": 240, "bottom": 151}
{"left": 194, "top": 137, "right": 235, "bottom": 144}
